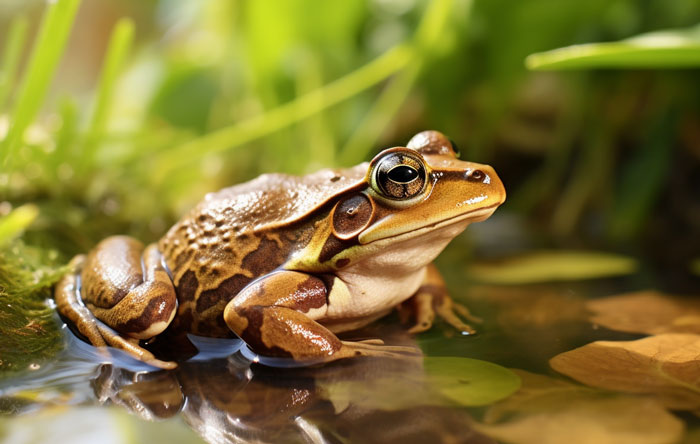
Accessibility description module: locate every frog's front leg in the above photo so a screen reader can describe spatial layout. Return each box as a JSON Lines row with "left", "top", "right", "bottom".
{"left": 400, "top": 263, "right": 481, "bottom": 334}
{"left": 223, "top": 270, "right": 420, "bottom": 364}
{"left": 55, "top": 236, "right": 178, "bottom": 369}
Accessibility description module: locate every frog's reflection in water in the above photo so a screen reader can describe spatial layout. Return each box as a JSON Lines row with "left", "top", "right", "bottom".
{"left": 92, "top": 328, "right": 493, "bottom": 444}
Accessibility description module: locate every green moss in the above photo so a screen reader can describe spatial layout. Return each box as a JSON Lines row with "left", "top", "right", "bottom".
{"left": 0, "top": 241, "right": 66, "bottom": 378}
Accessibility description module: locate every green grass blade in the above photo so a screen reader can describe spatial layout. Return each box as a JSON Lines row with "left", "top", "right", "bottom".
{"left": 79, "top": 18, "right": 134, "bottom": 176}
{"left": 0, "top": 204, "right": 39, "bottom": 246}
{"left": 339, "top": 63, "right": 422, "bottom": 165}
{"left": 339, "top": 0, "right": 461, "bottom": 165}
{"left": 154, "top": 44, "right": 412, "bottom": 181}
{"left": 0, "top": 0, "right": 81, "bottom": 169}
{"left": 527, "top": 25, "right": 700, "bottom": 70}
{"left": 0, "top": 15, "right": 29, "bottom": 112}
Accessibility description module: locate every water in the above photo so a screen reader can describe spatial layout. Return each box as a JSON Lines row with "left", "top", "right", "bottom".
{"left": 1, "top": 251, "right": 699, "bottom": 444}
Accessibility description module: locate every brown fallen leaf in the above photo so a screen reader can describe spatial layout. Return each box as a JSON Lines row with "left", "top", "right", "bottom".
{"left": 587, "top": 291, "right": 700, "bottom": 335}
{"left": 475, "top": 370, "right": 684, "bottom": 444}
{"left": 550, "top": 334, "right": 700, "bottom": 411}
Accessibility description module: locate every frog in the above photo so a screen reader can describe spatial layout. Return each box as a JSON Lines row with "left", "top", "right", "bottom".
{"left": 54, "top": 130, "right": 506, "bottom": 369}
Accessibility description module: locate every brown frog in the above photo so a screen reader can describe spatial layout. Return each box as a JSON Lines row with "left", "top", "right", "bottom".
{"left": 55, "top": 131, "right": 506, "bottom": 368}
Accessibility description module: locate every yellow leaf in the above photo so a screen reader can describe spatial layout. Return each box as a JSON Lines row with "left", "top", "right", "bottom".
{"left": 467, "top": 251, "right": 637, "bottom": 284}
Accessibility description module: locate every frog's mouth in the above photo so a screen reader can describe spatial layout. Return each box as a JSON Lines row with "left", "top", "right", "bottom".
{"left": 359, "top": 203, "right": 500, "bottom": 246}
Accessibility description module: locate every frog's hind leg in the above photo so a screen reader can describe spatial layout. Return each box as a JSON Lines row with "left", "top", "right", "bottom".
{"left": 223, "top": 270, "right": 421, "bottom": 365}
{"left": 55, "top": 236, "right": 178, "bottom": 369}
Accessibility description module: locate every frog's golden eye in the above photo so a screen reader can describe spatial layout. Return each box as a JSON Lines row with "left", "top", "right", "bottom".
{"left": 371, "top": 151, "right": 427, "bottom": 200}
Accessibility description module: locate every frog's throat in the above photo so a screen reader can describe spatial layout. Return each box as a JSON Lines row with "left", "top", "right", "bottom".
{"left": 359, "top": 203, "right": 499, "bottom": 246}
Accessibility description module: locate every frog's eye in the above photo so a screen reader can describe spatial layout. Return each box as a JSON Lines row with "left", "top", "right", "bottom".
{"left": 371, "top": 151, "right": 427, "bottom": 200}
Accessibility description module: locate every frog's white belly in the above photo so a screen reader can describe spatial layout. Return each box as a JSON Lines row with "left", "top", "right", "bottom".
{"left": 321, "top": 219, "right": 470, "bottom": 332}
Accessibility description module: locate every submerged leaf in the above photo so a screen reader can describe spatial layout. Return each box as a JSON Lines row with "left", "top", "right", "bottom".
{"left": 476, "top": 370, "right": 684, "bottom": 444}
{"left": 469, "top": 285, "right": 587, "bottom": 329}
{"left": 467, "top": 251, "right": 637, "bottom": 284}
{"left": 550, "top": 334, "right": 700, "bottom": 411}
{"left": 587, "top": 291, "right": 700, "bottom": 335}
{"left": 691, "top": 259, "right": 700, "bottom": 277}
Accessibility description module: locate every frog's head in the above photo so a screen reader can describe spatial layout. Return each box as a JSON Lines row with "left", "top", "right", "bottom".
{"left": 316, "top": 131, "right": 506, "bottom": 269}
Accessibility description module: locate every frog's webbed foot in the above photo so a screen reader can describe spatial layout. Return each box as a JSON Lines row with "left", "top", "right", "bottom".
{"left": 401, "top": 264, "right": 481, "bottom": 335}
{"left": 93, "top": 322, "right": 178, "bottom": 370}
{"left": 55, "top": 237, "right": 178, "bottom": 370}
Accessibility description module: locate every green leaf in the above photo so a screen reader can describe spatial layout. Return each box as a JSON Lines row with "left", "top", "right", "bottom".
{"left": 80, "top": 18, "right": 135, "bottom": 175}
{"left": 527, "top": 24, "right": 700, "bottom": 70}
{"left": 424, "top": 356, "right": 521, "bottom": 406}
{"left": 467, "top": 251, "right": 638, "bottom": 284}
{"left": 0, "top": 205, "right": 39, "bottom": 246}
{"left": 0, "top": 0, "right": 81, "bottom": 168}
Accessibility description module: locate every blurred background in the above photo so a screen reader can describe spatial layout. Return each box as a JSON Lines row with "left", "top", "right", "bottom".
{"left": 0, "top": 0, "right": 699, "bottom": 275}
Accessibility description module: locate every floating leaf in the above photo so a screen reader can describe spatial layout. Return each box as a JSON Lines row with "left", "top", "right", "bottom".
{"left": 317, "top": 356, "right": 520, "bottom": 412}
{"left": 587, "top": 291, "right": 700, "bottom": 335}
{"left": 467, "top": 251, "right": 637, "bottom": 284}
{"left": 550, "top": 334, "right": 700, "bottom": 411}
{"left": 475, "top": 370, "right": 684, "bottom": 444}
{"left": 527, "top": 25, "right": 700, "bottom": 70}
{"left": 423, "top": 357, "right": 521, "bottom": 407}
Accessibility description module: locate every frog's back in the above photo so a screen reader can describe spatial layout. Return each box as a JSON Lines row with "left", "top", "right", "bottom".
{"left": 158, "top": 164, "right": 366, "bottom": 336}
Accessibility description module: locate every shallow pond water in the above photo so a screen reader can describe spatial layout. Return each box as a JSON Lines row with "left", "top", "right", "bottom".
{"left": 1, "top": 245, "right": 699, "bottom": 444}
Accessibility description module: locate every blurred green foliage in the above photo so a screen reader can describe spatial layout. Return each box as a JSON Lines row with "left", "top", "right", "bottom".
{"left": 0, "top": 0, "right": 697, "bottom": 257}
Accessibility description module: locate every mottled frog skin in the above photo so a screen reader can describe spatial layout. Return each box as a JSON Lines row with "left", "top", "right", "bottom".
{"left": 55, "top": 131, "right": 506, "bottom": 368}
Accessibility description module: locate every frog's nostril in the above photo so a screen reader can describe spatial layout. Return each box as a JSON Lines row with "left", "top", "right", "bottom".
{"left": 467, "top": 169, "right": 485, "bottom": 182}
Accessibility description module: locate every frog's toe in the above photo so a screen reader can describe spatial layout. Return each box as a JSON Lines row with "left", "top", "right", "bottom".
{"left": 355, "top": 338, "right": 385, "bottom": 345}
{"left": 407, "top": 320, "right": 433, "bottom": 334}
{"left": 452, "top": 302, "right": 483, "bottom": 324}
{"left": 433, "top": 298, "right": 480, "bottom": 335}
{"left": 339, "top": 340, "right": 422, "bottom": 360}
